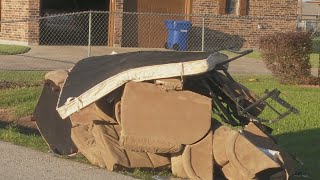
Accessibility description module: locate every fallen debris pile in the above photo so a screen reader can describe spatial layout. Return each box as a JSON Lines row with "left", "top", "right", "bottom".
{"left": 33, "top": 50, "right": 299, "bottom": 179}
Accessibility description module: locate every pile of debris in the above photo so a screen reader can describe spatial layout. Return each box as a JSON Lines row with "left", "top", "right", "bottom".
{"left": 33, "top": 50, "right": 299, "bottom": 179}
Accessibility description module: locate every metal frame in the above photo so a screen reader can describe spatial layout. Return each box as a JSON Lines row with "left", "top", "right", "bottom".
{"left": 199, "top": 49, "right": 300, "bottom": 126}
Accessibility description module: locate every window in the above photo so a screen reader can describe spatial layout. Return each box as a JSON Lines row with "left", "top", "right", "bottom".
{"left": 218, "top": 0, "right": 247, "bottom": 16}
{"left": 226, "top": 0, "right": 238, "bottom": 15}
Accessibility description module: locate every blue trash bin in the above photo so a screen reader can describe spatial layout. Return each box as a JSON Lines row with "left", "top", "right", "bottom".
{"left": 165, "top": 20, "right": 192, "bottom": 51}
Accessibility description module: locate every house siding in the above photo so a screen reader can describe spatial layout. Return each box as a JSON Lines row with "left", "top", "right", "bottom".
{"left": 114, "top": 0, "right": 298, "bottom": 48}
{"left": 190, "top": 0, "right": 298, "bottom": 48}
{"left": 0, "top": 0, "right": 298, "bottom": 48}
{"left": 113, "top": 0, "right": 124, "bottom": 47}
{"left": 0, "top": 0, "right": 40, "bottom": 45}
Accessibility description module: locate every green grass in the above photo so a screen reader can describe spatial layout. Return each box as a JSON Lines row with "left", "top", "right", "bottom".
{"left": 0, "top": 87, "right": 43, "bottom": 118}
{"left": 129, "top": 169, "right": 172, "bottom": 180}
{"left": 0, "top": 71, "right": 45, "bottom": 118}
{"left": 0, "top": 71, "right": 319, "bottom": 179}
{"left": 0, "top": 71, "right": 45, "bottom": 84}
{"left": 235, "top": 75, "right": 320, "bottom": 178}
{"left": 222, "top": 50, "right": 319, "bottom": 69}
{"left": 222, "top": 50, "right": 263, "bottom": 60}
{"left": 0, "top": 44, "right": 31, "bottom": 55}
{"left": 0, "top": 123, "right": 48, "bottom": 152}
{"left": 309, "top": 53, "right": 320, "bottom": 69}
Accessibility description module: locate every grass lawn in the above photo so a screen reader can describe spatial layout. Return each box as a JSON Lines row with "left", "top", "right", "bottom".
{"left": 0, "top": 44, "right": 31, "bottom": 55}
{"left": 234, "top": 75, "right": 320, "bottom": 178}
{"left": 0, "top": 71, "right": 319, "bottom": 179}
{"left": 222, "top": 50, "right": 320, "bottom": 68}
{"left": 0, "top": 71, "right": 46, "bottom": 118}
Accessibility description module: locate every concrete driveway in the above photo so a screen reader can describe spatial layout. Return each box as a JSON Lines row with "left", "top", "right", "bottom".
{"left": 0, "top": 141, "right": 135, "bottom": 180}
{"left": 0, "top": 45, "right": 271, "bottom": 74}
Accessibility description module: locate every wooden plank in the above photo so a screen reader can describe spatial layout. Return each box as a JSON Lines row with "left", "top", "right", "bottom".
{"left": 136, "top": 0, "right": 187, "bottom": 48}
{"left": 238, "top": 0, "right": 247, "bottom": 16}
{"left": 108, "top": 0, "right": 115, "bottom": 47}
{"left": 219, "top": 0, "right": 227, "bottom": 15}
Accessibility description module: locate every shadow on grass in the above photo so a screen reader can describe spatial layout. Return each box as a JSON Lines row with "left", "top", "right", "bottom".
{"left": 0, "top": 119, "right": 40, "bottom": 136}
{"left": 275, "top": 128, "right": 320, "bottom": 179}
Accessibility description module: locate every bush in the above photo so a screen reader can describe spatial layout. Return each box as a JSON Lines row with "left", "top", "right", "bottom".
{"left": 260, "top": 32, "right": 317, "bottom": 85}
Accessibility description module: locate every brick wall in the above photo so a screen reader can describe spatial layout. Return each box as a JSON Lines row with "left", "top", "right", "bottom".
{"left": 248, "top": 0, "right": 297, "bottom": 17}
{"left": 114, "top": 0, "right": 298, "bottom": 48}
{"left": 0, "top": 0, "right": 40, "bottom": 45}
{"left": 0, "top": 0, "right": 297, "bottom": 47}
{"left": 28, "top": 0, "right": 40, "bottom": 45}
{"left": 192, "top": 0, "right": 297, "bottom": 17}
{"left": 113, "top": 0, "right": 123, "bottom": 47}
{"left": 191, "top": 0, "right": 298, "bottom": 48}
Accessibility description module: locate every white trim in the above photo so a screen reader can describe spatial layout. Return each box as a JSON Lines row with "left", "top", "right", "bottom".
{"left": 57, "top": 53, "right": 228, "bottom": 119}
{"left": 0, "top": 39, "right": 29, "bottom": 46}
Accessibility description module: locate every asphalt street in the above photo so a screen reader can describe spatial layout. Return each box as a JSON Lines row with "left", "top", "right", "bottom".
{"left": 0, "top": 141, "right": 136, "bottom": 180}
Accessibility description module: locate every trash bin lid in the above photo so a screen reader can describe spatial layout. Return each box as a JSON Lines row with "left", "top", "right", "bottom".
{"left": 165, "top": 20, "right": 192, "bottom": 30}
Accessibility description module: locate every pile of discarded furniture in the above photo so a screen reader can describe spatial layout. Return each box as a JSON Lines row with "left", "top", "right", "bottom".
{"left": 33, "top": 51, "right": 299, "bottom": 179}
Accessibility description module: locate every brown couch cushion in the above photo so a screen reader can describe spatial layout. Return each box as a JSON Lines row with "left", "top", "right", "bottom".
{"left": 213, "top": 126, "right": 287, "bottom": 179}
{"left": 71, "top": 124, "right": 106, "bottom": 168}
{"left": 44, "top": 69, "right": 69, "bottom": 88}
{"left": 183, "top": 132, "right": 213, "bottom": 180}
{"left": 120, "top": 82, "right": 212, "bottom": 153}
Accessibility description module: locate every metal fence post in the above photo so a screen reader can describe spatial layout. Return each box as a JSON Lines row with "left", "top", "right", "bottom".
{"left": 88, "top": 11, "right": 92, "bottom": 57}
{"left": 201, "top": 17, "right": 205, "bottom": 52}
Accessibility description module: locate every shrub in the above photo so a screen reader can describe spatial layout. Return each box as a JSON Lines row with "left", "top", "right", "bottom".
{"left": 259, "top": 32, "right": 317, "bottom": 85}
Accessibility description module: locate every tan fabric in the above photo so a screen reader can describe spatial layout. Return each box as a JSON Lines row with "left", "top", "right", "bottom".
{"left": 120, "top": 82, "right": 212, "bottom": 153}
{"left": 243, "top": 122, "right": 278, "bottom": 149}
{"left": 70, "top": 105, "right": 123, "bottom": 170}
{"left": 70, "top": 100, "right": 115, "bottom": 125}
{"left": 226, "top": 131, "right": 281, "bottom": 178}
{"left": 116, "top": 125, "right": 171, "bottom": 168}
{"left": 212, "top": 126, "right": 229, "bottom": 166}
{"left": 213, "top": 126, "right": 286, "bottom": 179}
{"left": 72, "top": 122, "right": 170, "bottom": 170}
{"left": 44, "top": 70, "right": 69, "bottom": 88}
{"left": 70, "top": 103, "right": 100, "bottom": 126}
{"left": 189, "top": 132, "right": 213, "bottom": 180}
{"left": 243, "top": 122, "right": 296, "bottom": 178}
{"left": 120, "top": 135, "right": 183, "bottom": 154}
{"left": 155, "top": 78, "right": 183, "bottom": 91}
{"left": 182, "top": 146, "right": 201, "bottom": 180}
{"left": 126, "top": 151, "right": 154, "bottom": 168}
{"left": 70, "top": 104, "right": 170, "bottom": 170}
{"left": 93, "top": 123, "right": 170, "bottom": 169}
{"left": 182, "top": 132, "right": 213, "bottom": 180}
{"left": 91, "top": 123, "right": 130, "bottom": 170}
{"left": 34, "top": 80, "right": 76, "bottom": 155}
{"left": 147, "top": 153, "right": 171, "bottom": 168}
{"left": 71, "top": 124, "right": 106, "bottom": 168}
{"left": 114, "top": 101, "right": 122, "bottom": 125}
{"left": 171, "top": 153, "right": 188, "bottom": 179}
{"left": 94, "top": 99, "right": 117, "bottom": 124}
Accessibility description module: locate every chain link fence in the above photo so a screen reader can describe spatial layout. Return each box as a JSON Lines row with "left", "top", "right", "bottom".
{"left": 0, "top": 11, "right": 318, "bottom": 72}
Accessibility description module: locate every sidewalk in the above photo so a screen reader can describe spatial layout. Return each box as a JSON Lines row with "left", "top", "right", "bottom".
{"left": 0, "top": 141, "right": 135, "bottom": 180}
{"left": 0, "top": 46, "right": 271, "bottom": 74}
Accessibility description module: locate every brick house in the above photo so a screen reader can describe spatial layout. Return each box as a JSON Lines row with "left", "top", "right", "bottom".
{"left": 0, "top": 0, "right": 297, "bottom": 48}
{"left": 0, "top": 0, "right": 40, "bottom": 45}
